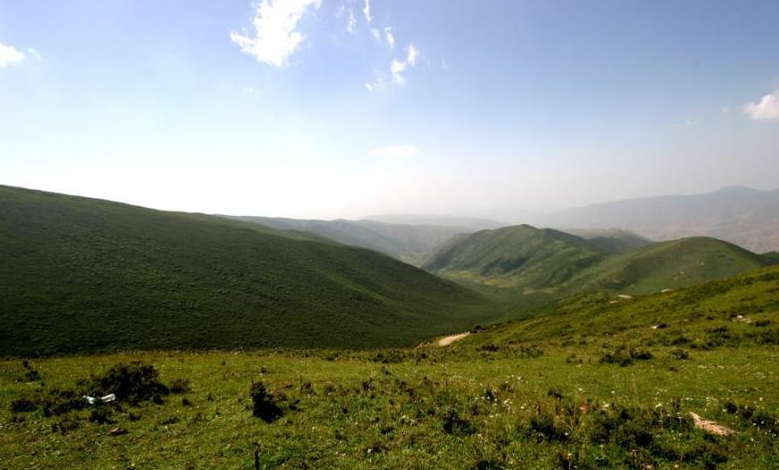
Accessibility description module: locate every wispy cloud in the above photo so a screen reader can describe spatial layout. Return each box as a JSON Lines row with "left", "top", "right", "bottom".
{"left": 27, "top": 48, "right": 42, "bottom": 61}
{"left": 362, "top": 0, "right": 372, "bottom": 23}
{"left": 368, "top": 144, "right": 418, "bottom": 161}
{"left": 391, "top": 44, "right": 419, "bottom": 85}
{"left": 230, "top": 0, "right": 321, "bottom": 67}
{"left": 743, "top": 88, "right": 779, "bottom": 121}
{"left": 384, "top": 27, "right": 395, "bottom": 49}
{"left": 0, "top": 41, "right": 25, "bottom": 67}
{"left": 346, "top": 8, "right": 356, "bottom": 35}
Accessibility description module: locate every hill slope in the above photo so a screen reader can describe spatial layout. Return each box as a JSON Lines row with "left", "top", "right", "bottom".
{"left": 571, "top": 236, "right": 774, "bottom": 295}
{"left": 539, "top": 186, "right": 779, "bottom": 253}
{"left": 219, "top": 215, "right": 466, "bottom": 265}
{"left": 464, "top": 264, "right": 779, "bottom": 349}
{"left": 0, "top": 185, "right": 493, "bottom": 356}
{"left": 423, "top": 225, "right": 607, "bottom": 291}
{"left": 424, "top": 225, "right": 774, "bottom": 299}
{"left": 563, "top": 228, "right": 653, "bottom": 253}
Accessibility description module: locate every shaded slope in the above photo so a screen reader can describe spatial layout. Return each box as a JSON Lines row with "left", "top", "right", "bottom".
{"left": 0, "top": 185, "right": 492, "bottom": 356}
{"left": 219, "top": 215, "right": 466, "bottom": 265}
{"left": 423, "top": 225, "right": 607, "bottom": 291}
{"left": 564, "top": 228, "right": 653, "bottom": 253}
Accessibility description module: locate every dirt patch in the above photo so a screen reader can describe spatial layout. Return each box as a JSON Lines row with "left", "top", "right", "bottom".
{"left": 438, "top": 332, "right": 470, "bottom": 347}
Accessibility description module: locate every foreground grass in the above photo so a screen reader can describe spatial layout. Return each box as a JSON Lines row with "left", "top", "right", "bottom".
{"left": 2, "top": 344, "right": 778, "bottom": 469}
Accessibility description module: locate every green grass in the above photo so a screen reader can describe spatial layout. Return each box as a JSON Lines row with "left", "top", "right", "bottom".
{"left": 424, "top": 225, "right": 606, "bottom": 292}
{"left": 568, "top": 236, "right": 774, "bottom": 295}
{"left": 2, "top": 266, "right": 778, "bottom": 469}
{"left": 0, "top": 185, "right": 496, "bottom": 355}
{"left": 425, "top": 225, "right": 774, "bottom": 300}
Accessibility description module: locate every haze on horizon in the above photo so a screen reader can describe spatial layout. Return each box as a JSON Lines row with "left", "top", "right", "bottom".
{"left": 1, "top": 0, "right": 778, "bottom": 221}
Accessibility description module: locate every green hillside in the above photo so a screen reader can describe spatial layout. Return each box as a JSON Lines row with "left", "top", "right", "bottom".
{"left": 0, "top": 185, "right": 494, "bottom": 356}
{"left": 425, "top": 224, "right": 773, "bottom": 301}
{"left": 423, "top": 225, "right": 607, "bottom": 292}
{"left": 573, "top": 236, "right": 774, "bottom": 295}
{"left": 220, "top": 215, "right": 467, "bottom": 265}
{"left": 464, "top": 264, "right": 779, "bottom": 350}
{"left": 564, "top": 228, "right": 653, "bottom": 253}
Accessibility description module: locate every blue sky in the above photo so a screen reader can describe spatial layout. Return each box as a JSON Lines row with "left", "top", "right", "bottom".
{"left": 1, "top": 0, "right": 778, "bottom": 220}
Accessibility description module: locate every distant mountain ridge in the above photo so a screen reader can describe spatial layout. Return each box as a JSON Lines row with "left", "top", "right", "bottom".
{"left": 219, "top": 215, "right": 471, "bottom": 265}
{"left": 538, "top": 186, "right": 779, "bottom": 253}
{"left": 363, "top": 214, "right": 505, "bottom": 231}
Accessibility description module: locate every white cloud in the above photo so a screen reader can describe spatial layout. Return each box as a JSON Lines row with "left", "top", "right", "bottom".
{"left": 0, "top": 41, "right": 25, "bottom": 67}
{"left": 744, "top": 88, "right": 779, "bottom": 121}
{"left": 230, "top": 0, "right": 321, "bottom": 67}
{"left": 390, "top": 43, "right": 418, "bottom": 85}
{"left": 346, "top": 8, "right": 356, "bottom": 34}
{"left": 368, "top": 144, "right": 418, "bottom": 160}
{"left": 720, "top": 105, "right": 731, "bottom": 114}
{"left": 384, "top": 27, "right": 395, "bottom": 49}
{"left": 371, "top": 27, "right": 381, "bottom": 42}
{"left": 362, "top": 0, "right": 372, "bottom": 23}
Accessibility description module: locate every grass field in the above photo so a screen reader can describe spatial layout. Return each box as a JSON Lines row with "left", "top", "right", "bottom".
{"left": 2, "top": 266, "right": 778, "bottom": 469}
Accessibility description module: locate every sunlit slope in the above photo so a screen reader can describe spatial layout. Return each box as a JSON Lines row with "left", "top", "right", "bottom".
{"left": 573, "top": 236, "right": 774, "bottom": 295}
{"left": 423, "top": 225, "right": 607, "bottom": 291}
{"left": 463, "top": 264, "right": 779, "bottom": 348}
{"left": 0, "top": 185, "right": 491, "bottom": 356}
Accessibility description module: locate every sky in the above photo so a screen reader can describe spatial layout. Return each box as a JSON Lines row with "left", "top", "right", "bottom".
{"left": 1, "top": 0, "right": 778, "bottom": 221}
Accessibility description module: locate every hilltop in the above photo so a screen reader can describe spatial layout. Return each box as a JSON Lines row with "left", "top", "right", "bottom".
{"left": 571, "top": 236, "right": 775, "bottom": 295}
{"left": 423, "top": 225, "right": 606, "bottom": 292}
{"left": 425, "top": 225, "right": 775, "bottom": 298}
{"left": 0, "top": 185, "right": 494, "bottom": 356}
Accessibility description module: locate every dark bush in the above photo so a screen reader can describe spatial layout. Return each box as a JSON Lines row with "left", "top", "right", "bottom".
{"left": 89, "top": 362, "right": 169, "bottom": 405}
{"left": 10, "top": 397, "right": 37, "bottom": 413}
{"left": 250, "top": 381, "right": 282, "bottom": 423}
{"left": 442, "top": 408, "right": 475, "bottom": 436}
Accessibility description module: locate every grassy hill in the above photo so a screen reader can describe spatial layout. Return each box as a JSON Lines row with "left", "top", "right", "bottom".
{"left": 424, "top": 225, "right": 609, "bottom": 292}
{"left": 572, "top": 236, "right": 774, "bottom": 295}
{"left": 425, "top": 224, "right": 774, "bottom": 300}
{"left": 219, "top": 215, "right": 467, "bottom": 265}
{"left": 0, "top": 185, "right": 495, "bottom": 356}
{"left": 564, "top": 228, "right": 653, "bottom": 253}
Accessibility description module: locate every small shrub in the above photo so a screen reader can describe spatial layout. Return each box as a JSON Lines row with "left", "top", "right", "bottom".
{"left": 250, "top": 381, "right": 282, "bottom": 423}
{"left": 442, "top": 408, "right": 476, "bottom": 436}
{"left": 89, "top": 362, "right": 169, "bottom": 405}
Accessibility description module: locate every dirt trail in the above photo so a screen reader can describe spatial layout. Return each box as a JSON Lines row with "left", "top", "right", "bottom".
{"left": 437, "top": 332, "right": 470, "bottom": 346}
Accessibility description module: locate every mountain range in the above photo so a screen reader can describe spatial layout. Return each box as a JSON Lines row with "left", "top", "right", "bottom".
{"left": 536, "top": 186, "right": 779, "bottom": 254}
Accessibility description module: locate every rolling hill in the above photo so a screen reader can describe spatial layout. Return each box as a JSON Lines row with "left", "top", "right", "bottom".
{"left": 570, "top": 236, "right": 776, "bottom": 295}
{"left": 423, "top": 225, "right": 607, "bottom": 292}
{"left": 538, "top": 186, "right": 779, "bottom": 253}
{"left": 563, "top": 228, "right": 653, "bottom": 253}
{"left": 464, "top": 263, "right": 779, "bottom": 350}
{"left": 218, "top": 215, "right": 467, "bottom": 265}
{"left": 424, "top": 224, "right": 775, "bottom": 297}
{"left": 0, "top": 185, "right": 494, "bottom": 356}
